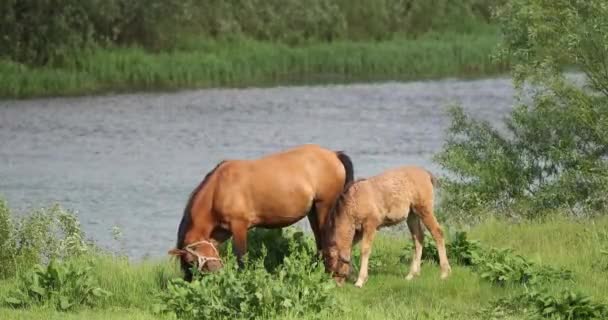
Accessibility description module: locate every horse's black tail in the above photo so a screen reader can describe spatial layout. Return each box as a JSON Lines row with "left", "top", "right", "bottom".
{"left": 335, "top": 151, "right": 354, "bottom": 188}
{"left": 427, "top": 170, "right": 439, "bottom": 188}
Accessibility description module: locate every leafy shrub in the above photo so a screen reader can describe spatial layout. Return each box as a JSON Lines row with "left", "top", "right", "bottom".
{"left": 0, "top": 201, "right": 92, "bottom": 278}
{"left": 156, "top": 241, "right": 337, "bottom": 320}
{"left": 476, "top": 248, "right": 572, "bottom": 286}
{"left": 485, "top": 288, "right": 608, "bottom": 320}
{"left": 12, "top": 205, "right": 91, "bottom": 271}
{"left": 0, "top": 0, "right": 98, "bottom": 65}
{"left": 5, "top": 259, "right": 110, "bottom": 311}
{"left": 0, "top": 199, "right": 17, "bottom": 279}
{"left": 233, "top": 227, "right": 317, "bottom": 272}
{"left": 399, "top": 230, "right": 482, "bottom": 267}
{"left": 0, "top": 0, "right": 196, "bottom": 65}
{"left": 447, "top": 231, "right": 482, "bottom": 266}
{"left": 526, "top": 289, "right": 608, "bottom": 320}
{"left": 435, "top": 0, "right": 608, "bottom": 219}
{"left": 397, "top": 230, "right": 572, "bottom": 286}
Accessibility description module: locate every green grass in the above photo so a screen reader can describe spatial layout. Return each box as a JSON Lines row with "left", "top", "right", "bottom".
{"left": 0, "top": 29, "right": 505, "bottom": 99}
{"left": 2, "top": 216, "right": 606, "bottom": 319}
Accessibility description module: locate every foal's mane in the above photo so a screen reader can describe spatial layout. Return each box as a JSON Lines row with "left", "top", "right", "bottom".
{"left": 324, "top": 178, "right": 366, "bottom": 243}
{"left": 176, "top": 160, "right": 226, "bottom": 250}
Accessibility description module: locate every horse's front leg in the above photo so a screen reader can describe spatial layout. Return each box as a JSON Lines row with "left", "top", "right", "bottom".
{"left": 355, "top": 222, "right": 377, "bottom": 288}
{"left": 230, "top": 220, "right": 249, "bottom": 268}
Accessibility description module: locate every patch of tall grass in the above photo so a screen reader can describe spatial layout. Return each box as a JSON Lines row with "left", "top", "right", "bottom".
{"left": 0, "top": 30, "right": 504, "bottom": 99}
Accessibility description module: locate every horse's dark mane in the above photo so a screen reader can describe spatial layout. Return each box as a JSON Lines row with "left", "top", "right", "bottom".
{"left": 176, "top": 160, "right": 226, "bottom": 250}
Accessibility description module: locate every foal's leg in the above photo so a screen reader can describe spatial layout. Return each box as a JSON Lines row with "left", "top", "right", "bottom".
{"left": 405, "top": 212, "right": 424, "bottom": 280}
{"left": 355, "top": 222, "right": 377, "bottom": 288}
{"left": 418, "top": 205, "right": 451, "bottom": 279}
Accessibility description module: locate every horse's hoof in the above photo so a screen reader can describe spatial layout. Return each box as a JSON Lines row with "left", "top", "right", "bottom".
{"left": 406, "top": 274, "right": 415, "bottom": 281}
{"left": 354, "top": 281, "right": 364, "bottom": 288}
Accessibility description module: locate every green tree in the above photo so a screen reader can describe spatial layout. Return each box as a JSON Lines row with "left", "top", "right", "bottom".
{"left": 436, "top": 0, "right": 608, "bottom": 218}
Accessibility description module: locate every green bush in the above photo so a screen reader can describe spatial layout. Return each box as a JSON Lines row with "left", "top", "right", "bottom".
{"left": 13, "top": 205, "right": 91, "bottom": 269}
{"left": 399, "top": 230, "right": 482, "bottom": 267}
{"left": 0, "top": 200, "right": 92, "bottom": 278}
{"left": 0, "top": 200, "right": 17, "bottom": 279}
{"left": 0, "top": 0, "right": 196, "bottom": 65}
{"left": 235, "top": 227, "right": 317, "bottom": 272}
{"left": 0, "top": 0, "right": 97, "bottom": 65}
{"left": 476, "top": 247, "right": 572, "bottom": 286}
{"left": 5, "top": 259, "right": 110, "bottom": 311}
{"left": 397, "top": 230, "right": 572, "bottom": 286}
{"left": 156, "top": 241, "right": 337, "bottom": 320}
{"left": 486, "top": 288, "right": 608, "bottom": 320}
{"left": 435, "top": 0, "right": 608, "bottom": 219}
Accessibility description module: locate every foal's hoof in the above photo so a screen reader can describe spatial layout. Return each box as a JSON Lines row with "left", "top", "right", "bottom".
{"left": 440, "top": 269, "right": 451, "bottom": 280}
{"left": 354, "top": 281, "right": 364, "bottom": 288}
{"left": 405, "top": 272, "right": 420, "bottom": 281}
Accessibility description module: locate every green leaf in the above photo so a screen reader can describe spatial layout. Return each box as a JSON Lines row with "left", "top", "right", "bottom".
{"left": 29, "top": 286, "right": 46, "bottom": 297}
{"left": 5, "top": 297, "right": 22, "bottom": 305}
{"left": 59, "top": 296, "right": 72, "bottom": 310}
{"left": 92, "top": 288, "right": 110, "bottom": 297}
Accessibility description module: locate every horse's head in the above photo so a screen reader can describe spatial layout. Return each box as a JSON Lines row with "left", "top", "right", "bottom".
{"left": 169, "top": 240, "right": 223, "bottom": 275}
{"left": 323, "top": 245, "right": 351, "bottom": 286}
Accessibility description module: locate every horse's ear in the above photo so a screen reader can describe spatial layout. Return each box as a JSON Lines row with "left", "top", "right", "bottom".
{"left": 168, "top": 248, "right": 185, "bottom": 256}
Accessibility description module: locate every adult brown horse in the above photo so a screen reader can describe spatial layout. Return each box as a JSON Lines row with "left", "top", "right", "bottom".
{"left": 168, "top": 144, "right": 354, "bottom": 280}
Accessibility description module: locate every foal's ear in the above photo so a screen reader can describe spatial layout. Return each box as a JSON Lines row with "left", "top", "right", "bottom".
{"left": 168, "top": 248, "right": 186, "bottom": 256}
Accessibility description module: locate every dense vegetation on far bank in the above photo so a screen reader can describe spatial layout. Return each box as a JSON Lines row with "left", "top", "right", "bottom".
{"left": 0, "top": 30, "right": 503, "bottom": 99}
{"left": 0, "top": 0, "right": 505, "bottom": 98}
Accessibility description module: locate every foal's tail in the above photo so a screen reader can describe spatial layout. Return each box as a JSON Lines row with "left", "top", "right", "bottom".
{"left": 335, "top": 151, "right": 354, "bottom": 187}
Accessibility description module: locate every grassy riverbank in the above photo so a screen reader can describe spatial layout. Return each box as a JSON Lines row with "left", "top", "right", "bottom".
{"left": 1, "top": 201, "right": 606, "bottom": 319}
{"left": 0, "top": 29, "right": 503, "bottom": 99}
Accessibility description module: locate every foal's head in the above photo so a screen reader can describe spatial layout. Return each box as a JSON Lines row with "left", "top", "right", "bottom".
{"left": 323, "top": 181, "right": 361, "bottom": 286}
{"left": 323, "top": 245, "right": 351, "bottom": 286}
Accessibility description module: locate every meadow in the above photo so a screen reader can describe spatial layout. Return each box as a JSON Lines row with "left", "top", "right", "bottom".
{"left": 1, "top": 202, "right": 607, "bottom": 320}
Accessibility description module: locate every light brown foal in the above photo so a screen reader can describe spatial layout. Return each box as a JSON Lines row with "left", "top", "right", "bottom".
{"left": 323, "top": 165, "right": 451, "bottom": 288}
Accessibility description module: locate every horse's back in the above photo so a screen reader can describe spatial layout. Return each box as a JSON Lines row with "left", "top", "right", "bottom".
{"left": 211, "top": 144, "right": 347, "bottom": 225}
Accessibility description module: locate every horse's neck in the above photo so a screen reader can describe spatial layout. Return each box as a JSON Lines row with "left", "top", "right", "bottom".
{"left": 186, "top": 201, "right": 216, "bottom": 244}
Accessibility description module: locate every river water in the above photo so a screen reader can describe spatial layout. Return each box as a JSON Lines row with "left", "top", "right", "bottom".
{"left": 0, "top": 77, "right": 516, "bottom": 258}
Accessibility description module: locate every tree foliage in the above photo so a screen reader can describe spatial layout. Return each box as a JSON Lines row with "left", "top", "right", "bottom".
{"left": 436, "top": 0, "right": 608, "bottom": 218}
{"left": 0, "top": 0, "right": 499, "bottom": 66}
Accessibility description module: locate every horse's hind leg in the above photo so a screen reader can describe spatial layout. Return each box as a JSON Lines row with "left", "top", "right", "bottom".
{"left": 417, "top": 205, "right": 451, "bottom": 279}
{"left": 308, "top": 200, "right": 333, "bottom": 254}
{"left": 405, "top": 212, "right": 424, "bottom": 280}
{"left": 230, "top": 220, "right": 250, "bottom": 268}
{"left": 355, "top": 221, "right": 378, "bottom": 288}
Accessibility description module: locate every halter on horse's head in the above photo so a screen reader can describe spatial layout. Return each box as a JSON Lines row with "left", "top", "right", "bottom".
{"left": 169, "top": 239, "right": 223, "bottom": 274}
